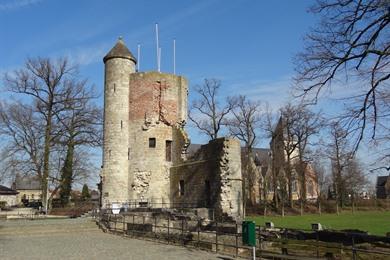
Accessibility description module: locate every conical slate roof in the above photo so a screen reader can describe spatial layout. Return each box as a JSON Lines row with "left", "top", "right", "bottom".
{"left": 103, "top": 37, "right": 137, "bottom": 63}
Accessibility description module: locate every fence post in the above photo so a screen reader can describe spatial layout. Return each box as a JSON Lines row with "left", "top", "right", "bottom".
{"left": 114, "top": 216, "right": 117, "bottom": 232}
{"left": 132, "top": 215, "right": 135, "bottom": 236}
{"left": 235, "top": 223, "right": 238, "bottom": 257}
{"left": 167, "top": 217, "right": 170, "bottom": 244}
{"left": 352, "top": 235, "right": 357, "bottom": 260}
{"left": 108, "top": 214, "right": 111, "bottom": 231}
{"left": 181, "top": 218, "right": 184, "bottom": 245}
{"left": 197, "top": 219, "right": 200, "bottom": 248}
{"left": 154, "top": 216, "right": 157, "bottom": 238}
{"left": 258, "top": 225, "right": 262, "bottom": 258}
{"left": 215, "top": 221, "right": 218, "bottom": 253}
{"left": 123, "top": 216, "right": 125, "bottom": 235}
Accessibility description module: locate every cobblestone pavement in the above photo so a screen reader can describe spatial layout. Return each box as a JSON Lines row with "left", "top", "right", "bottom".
{"left": 0, "top": 218, "right": 229, "bottom": 260}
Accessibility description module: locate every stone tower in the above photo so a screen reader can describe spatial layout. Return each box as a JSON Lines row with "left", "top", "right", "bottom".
{"left": 127, "top": 72, "right": 188, "bottom": 204}
{"left": 101, "top": 38, "right": 242, "bottom": 220}
{"left": 102, "top": 38, "right": 136, "bottom": 205}
{"left": 101, "top": 38, "right": 188, "bottom": 207}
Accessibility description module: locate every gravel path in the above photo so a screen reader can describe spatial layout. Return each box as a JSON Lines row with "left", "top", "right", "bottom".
{"left": 0, "top": 218, "right": 229, "bottom": 260}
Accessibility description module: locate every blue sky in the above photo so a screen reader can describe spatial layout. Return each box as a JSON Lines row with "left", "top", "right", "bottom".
{"left": 0, "top": 0, "right": 316, "bottom": 141}
{"left": 0, "top": 0, "right": 384, "bottom": 180}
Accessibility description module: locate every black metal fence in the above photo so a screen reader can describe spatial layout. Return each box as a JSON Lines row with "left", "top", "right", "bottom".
{"left": 94, "top": 211, "right": 390, "bottom": 260}
{"left": 104, "top": 200, "right": 205, "bottom": 210}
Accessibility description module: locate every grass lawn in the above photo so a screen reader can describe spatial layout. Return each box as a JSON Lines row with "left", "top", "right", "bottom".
{"left": 247, "top": 211, "right": 390, "bottom": 236}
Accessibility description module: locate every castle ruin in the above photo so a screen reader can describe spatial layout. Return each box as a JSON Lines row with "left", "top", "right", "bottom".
{"left": 101, "top": 38, "right": 243, "bottom": 220}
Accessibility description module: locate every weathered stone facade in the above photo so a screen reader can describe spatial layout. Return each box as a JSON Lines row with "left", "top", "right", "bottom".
{"left": 101, "top": 38, "right": 243, "bottom": 220}
{"left": 171, "top": 138, "right": 242, "bottom": 221}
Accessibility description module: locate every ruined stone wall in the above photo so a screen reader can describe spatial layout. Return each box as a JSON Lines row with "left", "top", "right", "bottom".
{"left": 128, "top": 72, "right": 188, "bottom": 204}
{"left": 102, "top": 58, "right": 135, "bottom": 205}
{"left": 170, "top": 138, "right": 243, "bottom": 221}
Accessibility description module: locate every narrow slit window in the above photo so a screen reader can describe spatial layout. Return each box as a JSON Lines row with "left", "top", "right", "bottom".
{"left": 165, "top": 140, "right": 172, "bottom": 161}
{"left": 179, "top": 180, "right": 185, "bottom": 196}
{"left": 121, "top": 120, "right": 123, "bottom": 129}
{"left": 149, "top": 138, "right": 156, "bottom": 148}
{"left": 128, "top": 147, "right": 130, "bottom": 160}
{"left": 113, "top": 83, "right": 116, "bottom": 93}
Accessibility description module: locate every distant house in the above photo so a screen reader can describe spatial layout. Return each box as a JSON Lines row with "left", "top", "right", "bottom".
{"left": 90, "top": 190, "right": 100, "bottom": 202}
{"left": 12, "top": 175, "right": 42, "bottom": 205}
{"left": 0, "top": 185, "right": 19, "bottom": 207}
{"left": 376, "top": 175, "right": 390, "bottom": 199}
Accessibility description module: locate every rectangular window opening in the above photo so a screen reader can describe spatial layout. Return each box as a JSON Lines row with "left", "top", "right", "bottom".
{"left": 128, "top": 147, "right": 130, "bottom": 160}
{"left": 121, "top": 120, "right": 123, "bottom": 129}
{"left": 149, "top": 138, "right": 156, "bottom": 148}
{"left": 179, "top": 180, "right": 185, "bottom": 196}
{"left": 165, "top": 140, "right": 172, "bottom": 161}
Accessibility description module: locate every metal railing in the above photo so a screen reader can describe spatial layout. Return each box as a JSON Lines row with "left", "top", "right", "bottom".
{"left": 103, "top": 200, "right": 206, "bottom": 210}
{"left": 94, "top": 211, "right": 390, "bottom": 259}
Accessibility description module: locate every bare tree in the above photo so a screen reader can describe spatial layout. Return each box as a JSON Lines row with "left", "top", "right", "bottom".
{"left": 328, "top": 121, "right": 353, "bottom": 213}
{"left": 288, "top": 105, "right": 323, "bottom": 213}
{"left": 0, "top": 102, "right": 44, "bottom": 179}
{"left": 226, "top": 95, "right": 263, "bottom": 211}
{"left": 279, "top": 104, "right": 300, "bottom": 208}
{"left": 189, "top": 79, "right": 233, "bottom": 140}
{"left": 344, "top": 158, "right": 368, "bottom": 213}
{"left": 2, "top": 57, "right": 98, "bottom": 210}
{"left": 264, "top": 106, "right": 284, "bottom": 210}
{"left": 294, "top": 0, "right": 390, "bottom": 154}
{"left": 266, "top": 103, "right": 323, "bottom": 214}
{"left": 312, "top": 156, "right": 329, "bottom": 215}
{"left": 55, "top": 82, "right": 102, "bottom": 205}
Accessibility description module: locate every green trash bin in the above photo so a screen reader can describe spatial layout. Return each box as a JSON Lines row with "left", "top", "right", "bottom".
{"left": 242, "top": 221, "right": 256, "bottom": 246}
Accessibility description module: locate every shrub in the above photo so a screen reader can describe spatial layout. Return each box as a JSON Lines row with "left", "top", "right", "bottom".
{"left": 0, "top": 201, "right": 7, "bottom": 209}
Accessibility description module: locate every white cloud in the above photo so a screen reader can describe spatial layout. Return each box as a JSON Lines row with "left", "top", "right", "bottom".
{"left": 223, "top": 76, "right": 294, "bottom": 110}
{"left": 0, "top": 0, "right": 42, "bottom": 11}
{"left": 65, "top": 43, "right": 109, "bottom": 66}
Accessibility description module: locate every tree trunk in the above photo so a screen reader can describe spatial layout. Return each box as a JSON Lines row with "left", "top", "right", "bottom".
{"left": 59, "top": 141, "right": 75, "bottom": 206}
{"left": 300, "top": 199, "right": 303, "bottom": 216}
{"left": 242, "top": 177, "right": 246, "bottom": 218}
{"left": 285, "top": 161, "right": 293, "bottom": 208}
{"left": 42, "top": 109, "right": 53, "bottom": 211}
{"left": 318, "top": 197, "right": 321, "bottom": 215}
